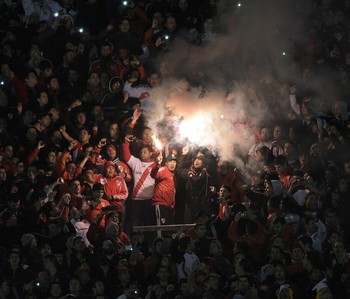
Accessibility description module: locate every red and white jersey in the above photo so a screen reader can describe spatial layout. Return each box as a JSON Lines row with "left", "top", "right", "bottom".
{"left": 83, "top": 199, "right": 110, "bottom": 227}
{"left": 127, "top": 155, "right": 155, "bottom": 200}
{"left": 95, "top": 174, "right": 128, "bottom": 212}
{"left": 218, "top": 203, "right": 231, "bottom": 221}
{"left": 151, "top": 166, "right": 176, "bottom": 208}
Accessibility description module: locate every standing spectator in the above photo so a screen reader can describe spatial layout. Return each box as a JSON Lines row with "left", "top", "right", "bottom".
{"left": 89, "top": 40, "right": 120, "bottom": 82}
{"left": 274, "top": 155, "right": 293, "bottom": 188}
{"left": 227, "top": 210, "right": 267, "bottom": 267}
{"left": 151, "top": 153, "right": 177, "bottom": 225}
{"left": 81, "top": 72, "right": 108, "bottom": 105}
{"left": 101, "top": 76, "right": 126, "bottom": 121}
{"left": 217, "top": 161, "right": 244, "bottom": 203}
{"left": 176, "top": 143, "right": 216, "bottom": 222}
{"left": 121, "top": 113, "right": 155, "bottom": 228}
{"left": 248, "top": 127, "right": 273, "bottom": 157}
{"left": 95, "top": 161, "right": 128, "bottom": 220}
{"left": 53, "top": 140, "right": 82, "bottom": 186}
{"left": 95, "top": 143, "right": 132, "bottom": 183}
{"left": 22, "top": 0, "right": 63, "bottom": 25}
{"left": 83, "top": 182, "right": 110, "bottom": 229}
{"left": 176, "top": 235, "right": 200, "bottom": 281}
{"left": 110, "top": 17, "right": 143, "bottom": 55}
{"left": 1, "top": 144, "right": 16, "bottom": 174}
{"left": 0, "top": 248, "right": 30, "bottom": 298}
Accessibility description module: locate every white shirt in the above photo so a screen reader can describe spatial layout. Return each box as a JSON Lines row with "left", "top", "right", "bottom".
{"left": 22, "top": 0, "right": 62, "bottom": 22}
{"left": 176, "top": 252, "right": 200, "bottom": 280}
{"left": 127, "top": 155, "right": 155, "bottom": 200}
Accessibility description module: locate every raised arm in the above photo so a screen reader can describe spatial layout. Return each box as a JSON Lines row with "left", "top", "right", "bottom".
{"left": 122, "top": 135, "right": 133, "bottom": 163}
{"left": 124, "top": 107, "right": 142, "bottom": 136}
{"left": 176, "top": 143, "right": 190, "bottom": 179}
{"left": 27, "top": 140, "right": 45, "bottom": 165}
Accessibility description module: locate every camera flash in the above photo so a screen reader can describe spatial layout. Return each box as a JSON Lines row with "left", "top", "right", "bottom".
{"left": 237, "top": 3, "right": 242, "bottom": 7}
{"left": 282, "top": 52, "right": 286, "bottom": 56}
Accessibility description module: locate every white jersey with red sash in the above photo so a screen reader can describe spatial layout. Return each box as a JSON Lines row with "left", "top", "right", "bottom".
{"left": 127, "top": 155, "right": 155, "bottom": 200}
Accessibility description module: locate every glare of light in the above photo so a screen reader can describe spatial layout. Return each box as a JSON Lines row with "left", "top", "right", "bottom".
{"left": 220, "top": 114, "right": 224, "bottom": 119}
{"left": 282, "top": 52, "right": 286, "bottom": 56}
{"left": 237, "top": 3, "right": 242, "bottom": 7}
{"left": 178, "top": 114, "right": 215, "bottom": 145}
{"left": 152, "top": 135, "right": 162, "bottom": 150}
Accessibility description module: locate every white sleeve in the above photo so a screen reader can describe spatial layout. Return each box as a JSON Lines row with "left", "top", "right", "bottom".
{"left": 315, "top": 219, "right": 327, "bottom": 243}
{"left": 123, "top": 81, "right": 132, "bottom": 94}
{"left": 289, "top": 94, "right": 301, "bottom": 115}
{"left": 248, "top": 143, "right": 257, "bottom": 156}
{"left": 46, "top": 0, "right": 62, "bottom": 13}
{"left": 127, "top": 155, "right": 139, "bottom": 171}
{"left": 22, "top": 0, "right": 35, "bottom": 16}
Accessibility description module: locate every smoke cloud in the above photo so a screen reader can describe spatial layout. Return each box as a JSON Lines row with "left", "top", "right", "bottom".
{"left": 142, "top": 0, "right": 338, "bottom": 165}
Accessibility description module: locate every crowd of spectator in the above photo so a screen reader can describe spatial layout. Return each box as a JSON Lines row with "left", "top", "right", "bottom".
{"left": 1, "top": 0, "right": 350, "bottom": 298}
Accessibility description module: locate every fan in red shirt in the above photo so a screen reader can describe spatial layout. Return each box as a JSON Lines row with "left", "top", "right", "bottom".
{"left": 95, "top": 161, "right": 128, "bottom": 219}
{"left": 151, "top": 153, "right": 177, "bottom": 225}
{"left": 217, "top": 161, "right": 244, "bottom": 203}
{"left": 274, "top": 155, "right": 293, "bottom": 188}
{"left": 83, "top": 182, "right": 110, "bottom": 230}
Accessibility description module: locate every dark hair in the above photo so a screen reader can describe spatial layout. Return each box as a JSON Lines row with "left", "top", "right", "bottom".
{"left": 305, "top": 250, "right": 324, "bottom": 269}
{"left": 246, "top": 220, "right": 258, "bottom": 234}
{"left": 297, "top": 235, "right": 313, "bottom": 248}
{"left": 256, "top": 146, "right": 274, "bottom": 164}
{"left": 82, "top": 143, "right": 93, "bottom": 150}
{"left": 39, "top": 59, "right": 53, "bottom": 71}
{"left": 271, "top": 234, "right": 284, "bottom": 245}
{"left": 77, "top": 126, "right": 90, "bottom": 134}
{"left": 272, "top": 261, "right": 288, "bottom": 277}
{"left": 142, "top": 126, "right": 152, "bottom": 132}
{"left": 68, "top": 178, "right": 81, "bottom": 186}
{"left": 273, "top": 216, "right": 286, "bottom": 226}
{"left": 29, "top": 189, "right": 47, "bottom": 203}
{"left": 106, "top": 212, "right": 119, "bottom": 221}
{"left": 274, "top": 155, "right": 288, "bottom": 166}
{"left": 140, "top": 144, "right": 153, "bottom": 153}
{"left": 220, "top": 185, "right": 232, "bottom": 193}
{"left": 237, "top": 258, "right": 253, "bottom": 273}
{"left": 194, "top": 223, "right": 206, "bottom": 231}
{"left": 120, "top": 16, "right": 131, "bottom": 25}
{"left": 178, "top": 236, "right": 192, "bottom": 251}
{"left": 44, "top": 75, "right": 58, "bottom": 87}
{"left": 108, "top": 121, "right": 119, "bottom": 129}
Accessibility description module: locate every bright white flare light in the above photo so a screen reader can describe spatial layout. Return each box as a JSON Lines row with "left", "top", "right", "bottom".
{"left": 237, "top": 3, "right": 242, "bottom": 7}
{"left": 178, "top": 113, "right": 216, "bottom": 146}
{"left": 152, "top": 135, "right": 163, "bottom": 150}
